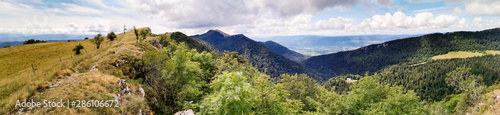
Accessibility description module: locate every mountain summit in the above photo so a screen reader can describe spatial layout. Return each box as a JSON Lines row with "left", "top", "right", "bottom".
{"left": 191, "top": 30, "right": 322, "bottom": 80}
{"left": 212, "top": 29, "right": 230, "bottom": 37}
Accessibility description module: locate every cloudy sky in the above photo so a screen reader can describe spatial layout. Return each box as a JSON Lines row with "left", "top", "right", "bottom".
{"left": 1, "top": 0, "right": 499, "bottom": 38}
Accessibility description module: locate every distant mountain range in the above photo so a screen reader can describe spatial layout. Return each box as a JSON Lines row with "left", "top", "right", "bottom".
{"left": 253, "top": 34, "right": 419, "bottom": 56}
{"left": 191, "top": 30, "right": 322, "bottom": 80}
{"left": 0, "top": 33, "right": 92, "bottom": 48}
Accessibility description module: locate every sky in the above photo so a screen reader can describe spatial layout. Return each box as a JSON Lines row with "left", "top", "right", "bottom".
{"left": 0, "top": 0, "right": 499, "bottom": 38}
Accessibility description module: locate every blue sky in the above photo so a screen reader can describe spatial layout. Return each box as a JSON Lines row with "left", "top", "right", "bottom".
{"left": 0, "top": 0, "right": 499, "bottom": 38}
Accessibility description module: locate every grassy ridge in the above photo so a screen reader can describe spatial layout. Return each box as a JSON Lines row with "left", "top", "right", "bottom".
{"left": 0, "top": 39, "right": 101, "bottom": 113}
{"left": 0, "top": 28, "right": 151, "bottom": 113}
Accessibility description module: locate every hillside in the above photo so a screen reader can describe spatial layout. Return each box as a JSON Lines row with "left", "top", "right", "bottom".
{"left": 261, "top": 41, "right": 309, "bottom": 62}
{"left": 302, "top": 28, "right": 500, "bottom": 78}
{"left": 0, "top": 28, "right": 154, "bottom": 114}
{"left": 191, "top": 30, "right": 322, "bottom": 80}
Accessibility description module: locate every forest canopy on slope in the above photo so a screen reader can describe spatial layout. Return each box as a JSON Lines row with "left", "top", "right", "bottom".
{"left": 303, "top": 28, "right": 500, "bottom": 80}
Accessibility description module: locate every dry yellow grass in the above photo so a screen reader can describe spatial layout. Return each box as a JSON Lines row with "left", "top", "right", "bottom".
{"left": 0, "top": 27, "right": 154, "bottom": 114}
{"left": 24, "top": 71, "right": 150, "bottom": 114}
{"left": 26, "top": 71, "right": 119, "bottom": 114}
{"left": 485, "top": 50, "right": 500, "bottom": 55}
{"left": 0, "top": 38, "right": 103, "bottom": 113}
{"left": 431, "top": 50, "right": 500, "bottom": 60}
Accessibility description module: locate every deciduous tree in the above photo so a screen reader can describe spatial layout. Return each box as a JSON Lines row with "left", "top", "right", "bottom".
{"left": 90, "top": 33, "right": 103, "bottom": 49}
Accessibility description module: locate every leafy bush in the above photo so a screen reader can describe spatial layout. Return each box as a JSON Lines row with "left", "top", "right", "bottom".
{"left": 3, "top": 45, "right": 9, "bottom": 48}
{"left": 134, "top": 26, "right": 139, "bottom": 44}
{"left": 198, "top": 72, "right": 254, "bottom": 114}
{"left": 140, "top": 29, "right": 148, "bottom": 43}
{"left": 342, "top": 75, "right": 423, "bottom": 115}
{"left": 91, "top": 33, "right": 104, "bottom": 49}
{"left": 445, "top": 67, "right": 484, "bottom": 114}
{"left": 107, "top": 32, "right": 117, "bottom": 41}
{"left": 72, "top": 44, "right": 84, "bottom": 55}
{"left": 278, "top": 74, "right": 320, "bottom": 111}
{"left": 197, "top": 72, "right": 302, "bottom": 114}
{"left": 142, "top": 43, "right": 216, "bottom": 114}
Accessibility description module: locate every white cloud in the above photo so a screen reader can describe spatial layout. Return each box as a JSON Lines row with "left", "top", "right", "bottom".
{"left": 465, "top": 1, "right": 500, "bottom": 16}
{"left": 447, "top": 0, "right": 500, "bottom": 16}
{"left": 314, "top": 17, "right": 354, "bottom": 30}
{"left": 356, "top": 11, "right": 464, "bottom": 33}
{"left": 431, "top": 15, "right": 458, "bottom": 27}
{"left": 0, "top": 0, "right": 498, "bottom": 38}
{"left": 124, "top": 0, "right": 393, "bottom": 29}
{"left": 0, "top": 0, "right": 166, "bottom": 35}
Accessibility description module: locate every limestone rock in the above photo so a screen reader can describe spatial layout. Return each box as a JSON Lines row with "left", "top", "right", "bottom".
{"left": 174, "top": 109, "right": 195, "bottom": 115}
{"left": 139, "top": 87, "right": 145, "bottom": 99}
{"left": 90, "top": 65, "right": 98, "bottom": 71}
{"left": 117, "top": 79, "right": 131, "bottom": 95}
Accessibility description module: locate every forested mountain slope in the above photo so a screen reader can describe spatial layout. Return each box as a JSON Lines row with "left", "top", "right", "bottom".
{"left": 379, "top": 55, "right": 500, "bottom": 101}
{"left": 261, "top": 41, "right": 309, "bottom": 62}
{"left": 302, "top": 28, "right": 500, "bottom": 78}
{"left": 191, "top": 30, "right": 322, "bottom": 80}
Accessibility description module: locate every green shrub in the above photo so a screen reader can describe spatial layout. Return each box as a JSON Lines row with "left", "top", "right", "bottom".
{"left": 107, "top": 32, "right": 117, "bottom": 41}
{"left": 91, "top": 33, "right": 104, "bottom": 49}
{"left": 72, "top": 44, "right": 84, "bottom": 55}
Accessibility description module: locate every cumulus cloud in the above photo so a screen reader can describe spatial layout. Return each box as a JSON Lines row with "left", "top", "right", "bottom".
{"left": 125, "top": 0, "right": 393, "bottom": 29}
{"left": 0, "top": 0, "right": 161, "bottom": 35}
{"left": 0, "top": 0, "right": 498, "bottom": 37}
{"left": 314, "top": 17, "right": 354, "bottom": 30}
{"left": 262, "top": 0, "right": 358, "bottom": 16}
{"left": 448, "top": 0, "right": 500, "bottom": 16}
{"left": 465, "top": 1, "right": 500, "bottom": 16}
{"left": 358, "top": 11, "right": 460, "bottom": 30}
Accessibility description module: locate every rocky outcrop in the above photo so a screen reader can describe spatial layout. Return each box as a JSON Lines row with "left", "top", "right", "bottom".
{"left": 90, "top": 65, "right": 98, "bottom": 71}
{"left": 117, "top": 79, "right": 131, "bottom": 95}
{"left": 174, "top": 109, "right": 195, "bottom": 115}
{"left": 139, "top": 87, "right": 145, "bottom": 99}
